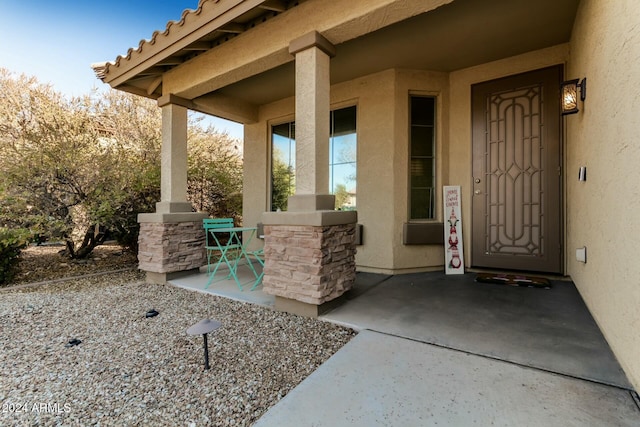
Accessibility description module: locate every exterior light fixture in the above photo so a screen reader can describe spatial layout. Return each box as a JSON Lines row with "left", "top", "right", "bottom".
{"left": 561, "top": 78, "right": 586, "bottom": 115}
{"left": 187, "top": 318, "right": 222, "bottom": 370}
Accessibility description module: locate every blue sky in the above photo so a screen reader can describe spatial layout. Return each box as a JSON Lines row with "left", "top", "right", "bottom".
{"left": 0, "top": 0, "right": 243, "bottom": 139}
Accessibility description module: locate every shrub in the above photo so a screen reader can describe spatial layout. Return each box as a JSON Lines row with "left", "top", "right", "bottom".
{"left": 0, "top": 228, "right": 30, "bottom": 285}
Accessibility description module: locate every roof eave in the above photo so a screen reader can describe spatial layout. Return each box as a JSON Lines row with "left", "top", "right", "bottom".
{"left": 93, "top": 0, "right": 270, "bottom": 92}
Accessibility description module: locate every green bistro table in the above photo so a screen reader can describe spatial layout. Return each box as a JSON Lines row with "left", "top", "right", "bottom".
{"left": 204, "top": 226, "right": 261, "bottom": 291}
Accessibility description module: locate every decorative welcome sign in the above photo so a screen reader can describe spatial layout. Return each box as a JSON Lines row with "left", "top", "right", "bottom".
{"left": 444, "top": 186, "right": 464, "bottom": 275}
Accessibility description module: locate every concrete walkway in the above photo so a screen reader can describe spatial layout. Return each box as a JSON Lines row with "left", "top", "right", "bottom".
{"left": 255, "top": 330, "right": 639, "bottom": 427}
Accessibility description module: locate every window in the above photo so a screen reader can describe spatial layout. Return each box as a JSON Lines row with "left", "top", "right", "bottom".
{"left": 330, "top": 106, "right": 357, "bottom": 210}
{"left": 271, "top": 122, "right": 295, "bottom": 211}
{"left": 270, "top": 106, "right": 357, "bottom": 211}
{"left": 410, "top": 96, "right": 436, "bottom": 219}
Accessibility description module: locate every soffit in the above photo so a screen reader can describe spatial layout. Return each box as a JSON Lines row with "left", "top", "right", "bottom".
{"left": 219, "top": 0, "right": 579, "bottom": 105}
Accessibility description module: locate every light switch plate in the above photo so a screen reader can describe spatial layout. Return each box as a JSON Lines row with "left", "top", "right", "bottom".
{"left": 576, "top": 247, "right": 587, "bottom": 263}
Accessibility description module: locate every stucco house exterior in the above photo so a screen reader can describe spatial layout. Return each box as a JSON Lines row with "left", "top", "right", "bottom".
{"left": 93, "top": 0, "right": 640, "bottom": 391}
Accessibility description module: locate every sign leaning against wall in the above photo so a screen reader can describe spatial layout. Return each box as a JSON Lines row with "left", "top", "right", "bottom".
{"left": 444, "top": 186, "right": 464, "bottom": 275}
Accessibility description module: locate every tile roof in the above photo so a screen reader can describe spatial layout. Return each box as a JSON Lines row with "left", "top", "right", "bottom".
{"left": 93, "top": 0, "right": 213, "bottom": 81}
{"left": 92, "top": 0, "right": 291, "bottom": 95}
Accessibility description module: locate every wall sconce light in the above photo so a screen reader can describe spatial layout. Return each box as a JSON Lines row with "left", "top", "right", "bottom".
{"left": 561, "top": 78, "right": 586, "bottom": 115}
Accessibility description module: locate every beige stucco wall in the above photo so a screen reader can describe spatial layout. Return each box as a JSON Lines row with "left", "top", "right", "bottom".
{"left": 331, "top": 70, "right": 397, "bottom": 271}
{"left": 391, "top": 69, "right": 449, "bottom": 272}
{"left": 243, "top": 68, "right": 452, "bottom": 272}
{"left": 248, "top": 43, "right": 619, "bottom": 276}
{"left": 245, "top": 45, "right": 574, "bottom": 273}
{"left": 242, "top": 101, "right": 273, "bottom": 247}
{"left": 565, "top": 0, "right": 640, "bottom": 391}
{"left": 448, "top": 44, "right": 570, "bottom": 267}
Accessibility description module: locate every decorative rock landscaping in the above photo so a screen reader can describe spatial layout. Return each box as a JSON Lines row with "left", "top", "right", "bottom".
{"left": 0, "top": 270, "right": 355, "bottom": 426}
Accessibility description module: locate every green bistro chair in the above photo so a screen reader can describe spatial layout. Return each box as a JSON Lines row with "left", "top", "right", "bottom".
{"left": 250, "top": 248, "right": 265, "bottom": 291}
{"left": 203, "top": 218, "right": 240, "bottom": 278}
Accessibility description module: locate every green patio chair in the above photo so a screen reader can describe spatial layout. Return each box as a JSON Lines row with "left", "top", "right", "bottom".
{"left": 249, "top": 248, "right": 265, "bottom": 291}
{"left": 203, "top": 218, "right": 240, "bottom": 275}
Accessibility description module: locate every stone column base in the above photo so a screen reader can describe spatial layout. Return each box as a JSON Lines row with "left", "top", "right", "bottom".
{"left": 145, "top": 268, "right": 201, "bottom": 285}
{"left": 274, "top": 294, "right": 349, "bottom": 318}
{"left": 138, "top": 212, "right": 208, "bottom": 284}
{"left": 261, "top": 210, "right": 357, "bottom": 316}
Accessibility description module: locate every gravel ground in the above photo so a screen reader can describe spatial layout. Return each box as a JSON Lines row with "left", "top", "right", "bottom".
{"left": 7, "top": 244, "right": 138, "bottom": 287}
{"left": 1, "top": 264, "right": 356, "bottom": 426}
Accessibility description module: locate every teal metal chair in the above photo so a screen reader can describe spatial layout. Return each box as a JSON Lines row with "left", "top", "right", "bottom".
{"left": 203, "top": 218, "right": 240, "bottom": 275}
{"left": 249, "top": 248, "right": 265, "bottom": 291}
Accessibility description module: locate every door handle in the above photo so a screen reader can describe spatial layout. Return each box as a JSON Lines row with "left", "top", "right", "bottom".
{"left": 474, "top": 178, "right": 481, "bottom": 184}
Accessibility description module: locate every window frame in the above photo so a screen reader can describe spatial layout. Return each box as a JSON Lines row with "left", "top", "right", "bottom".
{"left": 408, "top": 94, "right": 438, "bottom": 222}
{"left": 329, "top": 104, "right": 358, "bottom": 211}
{"left": 268, "top": 104, "right": 358, "bottom": 212}
{"left": 268, "top": 117, "right": 296, "bottom": 212}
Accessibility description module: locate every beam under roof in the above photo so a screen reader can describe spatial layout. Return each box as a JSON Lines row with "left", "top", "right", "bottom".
{"left": 259, "top": 0, "right": 287, "bottom": 12}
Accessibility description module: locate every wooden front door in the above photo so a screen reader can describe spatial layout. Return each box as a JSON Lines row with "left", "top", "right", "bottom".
{"left": 471, "top": 66, "right": 562, "bottom": 274}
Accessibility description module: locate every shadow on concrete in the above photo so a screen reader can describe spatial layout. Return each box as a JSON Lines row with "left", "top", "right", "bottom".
{"left": 324, "top": 271, "right": 632, "bottom": 390}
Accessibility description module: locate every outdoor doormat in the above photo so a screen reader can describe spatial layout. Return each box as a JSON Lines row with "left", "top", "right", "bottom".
{"left": 475, "top": 273, "right": 552, "bottom": 289}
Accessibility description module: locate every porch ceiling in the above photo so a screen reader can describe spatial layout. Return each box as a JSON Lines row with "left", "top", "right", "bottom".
{"left": 221, "top": 0, "right": 579, "bottom": 106}
{"left": 94, "top": 0, "right": 579, "bottom": 119}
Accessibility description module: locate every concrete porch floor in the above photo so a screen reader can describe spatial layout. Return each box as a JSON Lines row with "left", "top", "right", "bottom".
{"left": 170, "top": 262, "right": 274, "bottom": 308}
{"left": 170, "top": 270, "right": 640, "bottom": 426}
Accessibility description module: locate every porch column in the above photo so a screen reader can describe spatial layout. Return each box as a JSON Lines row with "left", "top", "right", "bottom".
{"left": 157, "top": 102, "right": 191, "bottom": 213}
{"left": 289, "top": 31, "right": 333, "bottom": 207}
{"left": 137, "top": 96, "right": 207, "bottom": 284}
{"left": 261, "top": 32, "right": 357, "bottom": 317}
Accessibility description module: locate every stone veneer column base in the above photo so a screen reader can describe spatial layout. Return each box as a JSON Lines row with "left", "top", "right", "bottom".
{"left": 261, "top": 210, "right": 357, "bottom": 317}
{"left": 145, "top": 269, "right": 201, "bottom": 285}
{"left": 274, "top": 294, "right": 349, "bottom": 318}
{"left": 138, "top": 212, "right": 208, "bottom": 284}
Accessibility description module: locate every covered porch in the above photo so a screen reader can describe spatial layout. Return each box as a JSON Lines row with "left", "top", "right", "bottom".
{"left": 92, "top": 0, "right": 584, "bottom": 308}
{"left": 93, "top": 0, "right": 640, "bottom": 392}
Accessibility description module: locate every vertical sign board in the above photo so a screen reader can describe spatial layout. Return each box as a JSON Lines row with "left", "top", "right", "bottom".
{"left": 444, "top": 186, "right": 464, "bottom": 275}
